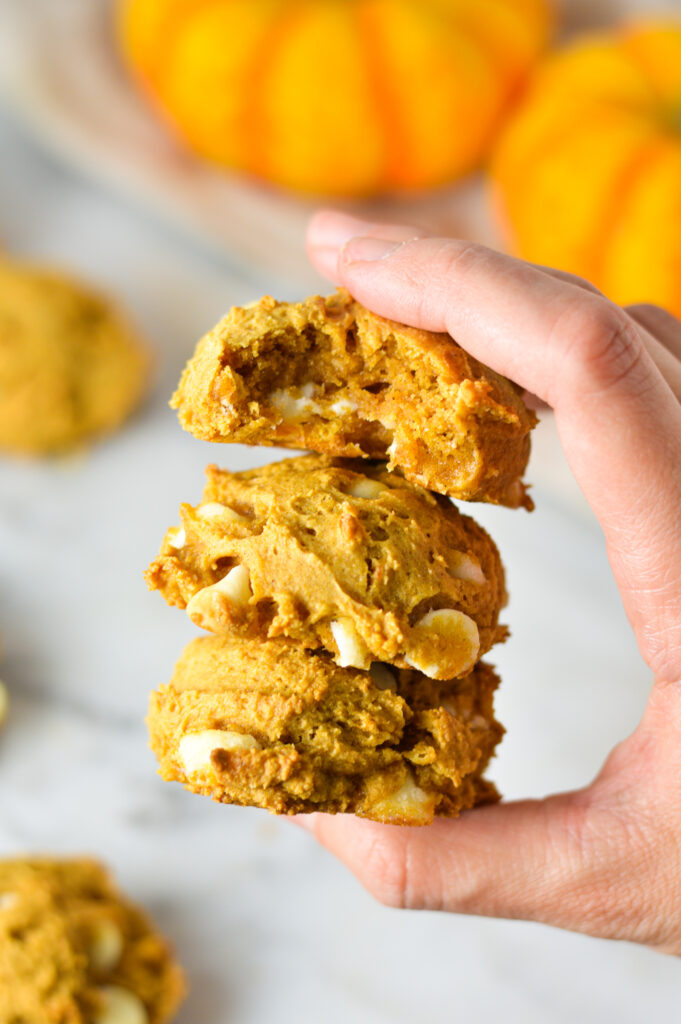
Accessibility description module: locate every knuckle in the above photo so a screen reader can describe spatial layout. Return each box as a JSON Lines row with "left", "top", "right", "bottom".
{"left": 359, "top": 832, "right": 429, "bottom": 910}
{"left": 555, "top": 298, "right": 645, "bottom": 393}
{"left": 413, "top": 240, "right": 489, "bottom": 327}
{"left": 434, "top": 239, "right": 488, "bottom": 283}
{"left": 355, "top": 834, "right": 411, "bottom": 909}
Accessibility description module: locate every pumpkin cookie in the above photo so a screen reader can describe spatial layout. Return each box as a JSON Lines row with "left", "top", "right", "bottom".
{"left": 0, "top": 857, "right": 185, "bottom": 1023}
{"left": 171, "top": 290, "right": 536, "bottom": 508}
{"left": 146, "top": 455, "right": 507, "bottom": 681}
{"left": 0, "top": 260, "right": 149, "bottom": 455}
{"left": 148, "top": 634, "right": 503, "bottom": 825}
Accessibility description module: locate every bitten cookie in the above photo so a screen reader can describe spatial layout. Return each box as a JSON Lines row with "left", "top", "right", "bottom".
{"left": 148, "top": 635, "right": 504, "bottom": 825}
{"left": 0, "top": 260, "right": 149, "bottom": 455}
{"left": 146, "top": 455, "right": 507, "bottom": 681}
{"left": 171, "top": 289, "right": 536, "bottom": 508}
{"left": 0, "top": 857, "right": 185, "bottom": 1023}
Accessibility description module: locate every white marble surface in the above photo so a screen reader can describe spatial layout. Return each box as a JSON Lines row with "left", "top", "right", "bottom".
{"left": 0, "top": 110, "right": 679, "bottom": 1020}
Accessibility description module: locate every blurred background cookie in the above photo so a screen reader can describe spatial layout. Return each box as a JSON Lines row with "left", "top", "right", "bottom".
{"left": 0, "top": 856, "right": 185, "bottom": 1023}
{"left": 0, "top": 259, "right": 150, "bottom": 456}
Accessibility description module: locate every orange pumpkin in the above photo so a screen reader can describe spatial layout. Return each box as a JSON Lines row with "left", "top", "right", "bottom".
{"left": 491, "top": 21, "right": 681, "bottom": 318}
{"left": 117, "top": 0, "right": 551, "bottom": 197}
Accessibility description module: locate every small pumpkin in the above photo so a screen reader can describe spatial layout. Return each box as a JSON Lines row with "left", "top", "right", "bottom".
{"left": 117, "top": 0, "right": 551, "bottom": 197}
{"left": 491, "top": 21, "right": 681, "bottom": 318}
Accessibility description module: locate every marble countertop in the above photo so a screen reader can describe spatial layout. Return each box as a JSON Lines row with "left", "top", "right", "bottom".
{"left": 0, "top": 110, "right": 679, "bottom": 1022}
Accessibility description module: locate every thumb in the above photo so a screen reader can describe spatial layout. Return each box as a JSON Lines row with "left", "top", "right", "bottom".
{"left": 295, "top": 781, "right": 673, "bottom": 950}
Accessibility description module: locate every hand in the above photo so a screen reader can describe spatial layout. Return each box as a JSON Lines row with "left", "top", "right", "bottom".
{"left": 299, "top": 211, "right": 681, "bottom": 954}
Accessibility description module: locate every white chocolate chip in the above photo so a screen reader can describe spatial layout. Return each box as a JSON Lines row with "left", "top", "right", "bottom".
{"left": 212, "top": 564, "right": 251, "bottom": 602}
{"left": 369, "top": 663, "right": 396, "bottom": 691}
{"left": 93, "top": 987, "right": 148, "bottom": 1024}
{"left": 346, "top": 478, "right": 388, "bottom": 500}
{"left": 179, "top": 729, "right": 261, "bottom": 775}
{"left": 0, "top": 892, "right": 17, "bottom": 911}
{"left": 197, "top": 502, "right": 247, "bottom": 523}
{"left": 370, "top": 773, "right": 436, "bottom": 825}
{"left": 449, "top": 553, "right": 486, "bottom": 584}
{"left": 330, "top": 397, "right": 359, "bottom": 416}
{"left": 187, "top": 564, "right": 252, "bottom": 629}
{"left": 166, "top": 527, "right": 185, "bottom": 550}
{"left": 404, "top": 609, "right": 480, "bottom": 679}
{"left": 330, "top": 619, "right": 371, "bottom": 670}
{"left": 89, "top": 919, "right": 124, "bottom": 973}
{"left": 467, "top": 713, "right": 488, "bottom": 729}
{"left": 270, "top": 383, "right": 320, "bottom": 420}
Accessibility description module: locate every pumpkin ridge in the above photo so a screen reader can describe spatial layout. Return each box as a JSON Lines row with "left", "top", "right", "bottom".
{"left": 491, "top": 21, "right": 681, "bottom": 316}
{"left": 431, "top": 6, "right": 510, "bottom": 164}
{"left": 597, "top": 137, "right": 680, "bottom": 293}
{"left": 354, "top": 3, "right": 413, "bottom": 190}
{"left": 151, "top": 0, "right": 229, "bottom": 97}
{"left": 618, "top": 23, "right": 681, "bottom": 113}
{"left": 238, "top": 0, "right": 300, "bottom": 181}
{"left": 493, "top": 105, "right": 659, "bottom": 264}
{"left": 120, "top": 0, "right": 551, "bottom": 195}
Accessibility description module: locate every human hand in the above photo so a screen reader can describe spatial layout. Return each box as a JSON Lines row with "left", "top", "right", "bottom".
{"left": 299, "top": 211, "right": 681, "bottom": 954}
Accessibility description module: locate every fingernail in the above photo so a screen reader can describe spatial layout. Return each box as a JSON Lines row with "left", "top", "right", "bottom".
{"left": 310, "top": 211, "right": 376, "bottom": 250}
{"left": 342, "top": 237, "right": 401, "bottom": 263}
{"left": 310, "top": 244, "right": 342, "bottom": 282}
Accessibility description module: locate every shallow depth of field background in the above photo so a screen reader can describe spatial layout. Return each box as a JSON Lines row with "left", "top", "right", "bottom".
{"left": 0, "top": 1, "right": 679, "bottom": 1022}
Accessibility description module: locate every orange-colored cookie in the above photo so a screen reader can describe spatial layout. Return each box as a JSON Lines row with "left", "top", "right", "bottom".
{"left": 172, "top": 290, "right": 536, "bottom": 508}
{"left": 148, "top": 634, "right": 503, "bottom": 825}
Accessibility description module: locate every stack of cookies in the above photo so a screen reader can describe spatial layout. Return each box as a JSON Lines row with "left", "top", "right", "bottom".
{"left": 146, "top": 290, "right": 535, "bottom": 825}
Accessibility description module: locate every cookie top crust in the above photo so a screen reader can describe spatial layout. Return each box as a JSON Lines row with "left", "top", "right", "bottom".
{"left": 0, "top": 857, "right": 185, "bottom": 1023}
{"left": 171, "top": 289, "right": 536, "bottom": 508}
{"left": 148, "top": 634, "right": 503, "bottom": 825}
{"left": 0, "top": 260, "right": 149, "bottom": 455}
{"left": 146, "top": 455, "right": 507, "bottom": 681}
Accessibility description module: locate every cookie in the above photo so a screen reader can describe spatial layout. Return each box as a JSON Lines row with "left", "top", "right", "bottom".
{"left": 0, "top": 260, "right": 149, "bottom": 455}
{"left": 146, "top": 455, "right": 507, "bottom": 681}
{"left": 0, "top": 857, "right": 185, "bottom": 1023}
{"left": 148, "top": 634, "right": 504, "bottom": 825}
{"left": 171, "top": 289, "right": 535, "bottom": 508}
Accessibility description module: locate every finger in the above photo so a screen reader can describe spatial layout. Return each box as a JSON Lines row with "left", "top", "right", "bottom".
{"left": 526, "top": 279, "right": 681, "bottom": 400}
{"left": 533, "top": 265, "right": 603, "bottom": 296}
{"left": 627, "top": 303, "right": 681, "bottom": 359}
{"left": 297, "top": 779, "right": 679, "bottom": 952}
{"left": 629, "top": 332, "right": 681, "bottom": 403}
{"left": 308, "top": 212, "right": 604, "bottom": 294}
{"left": 307, "top": 210, "right": 426, "bottom": 282}
{"left": 627, "top": 305, "right": 681, "bottom": 400}
{"left": 332, "top": 236, "right": 681, "bottom": 677}
{"left": 309, "top": 214, "right": 679, "bottom": 398}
